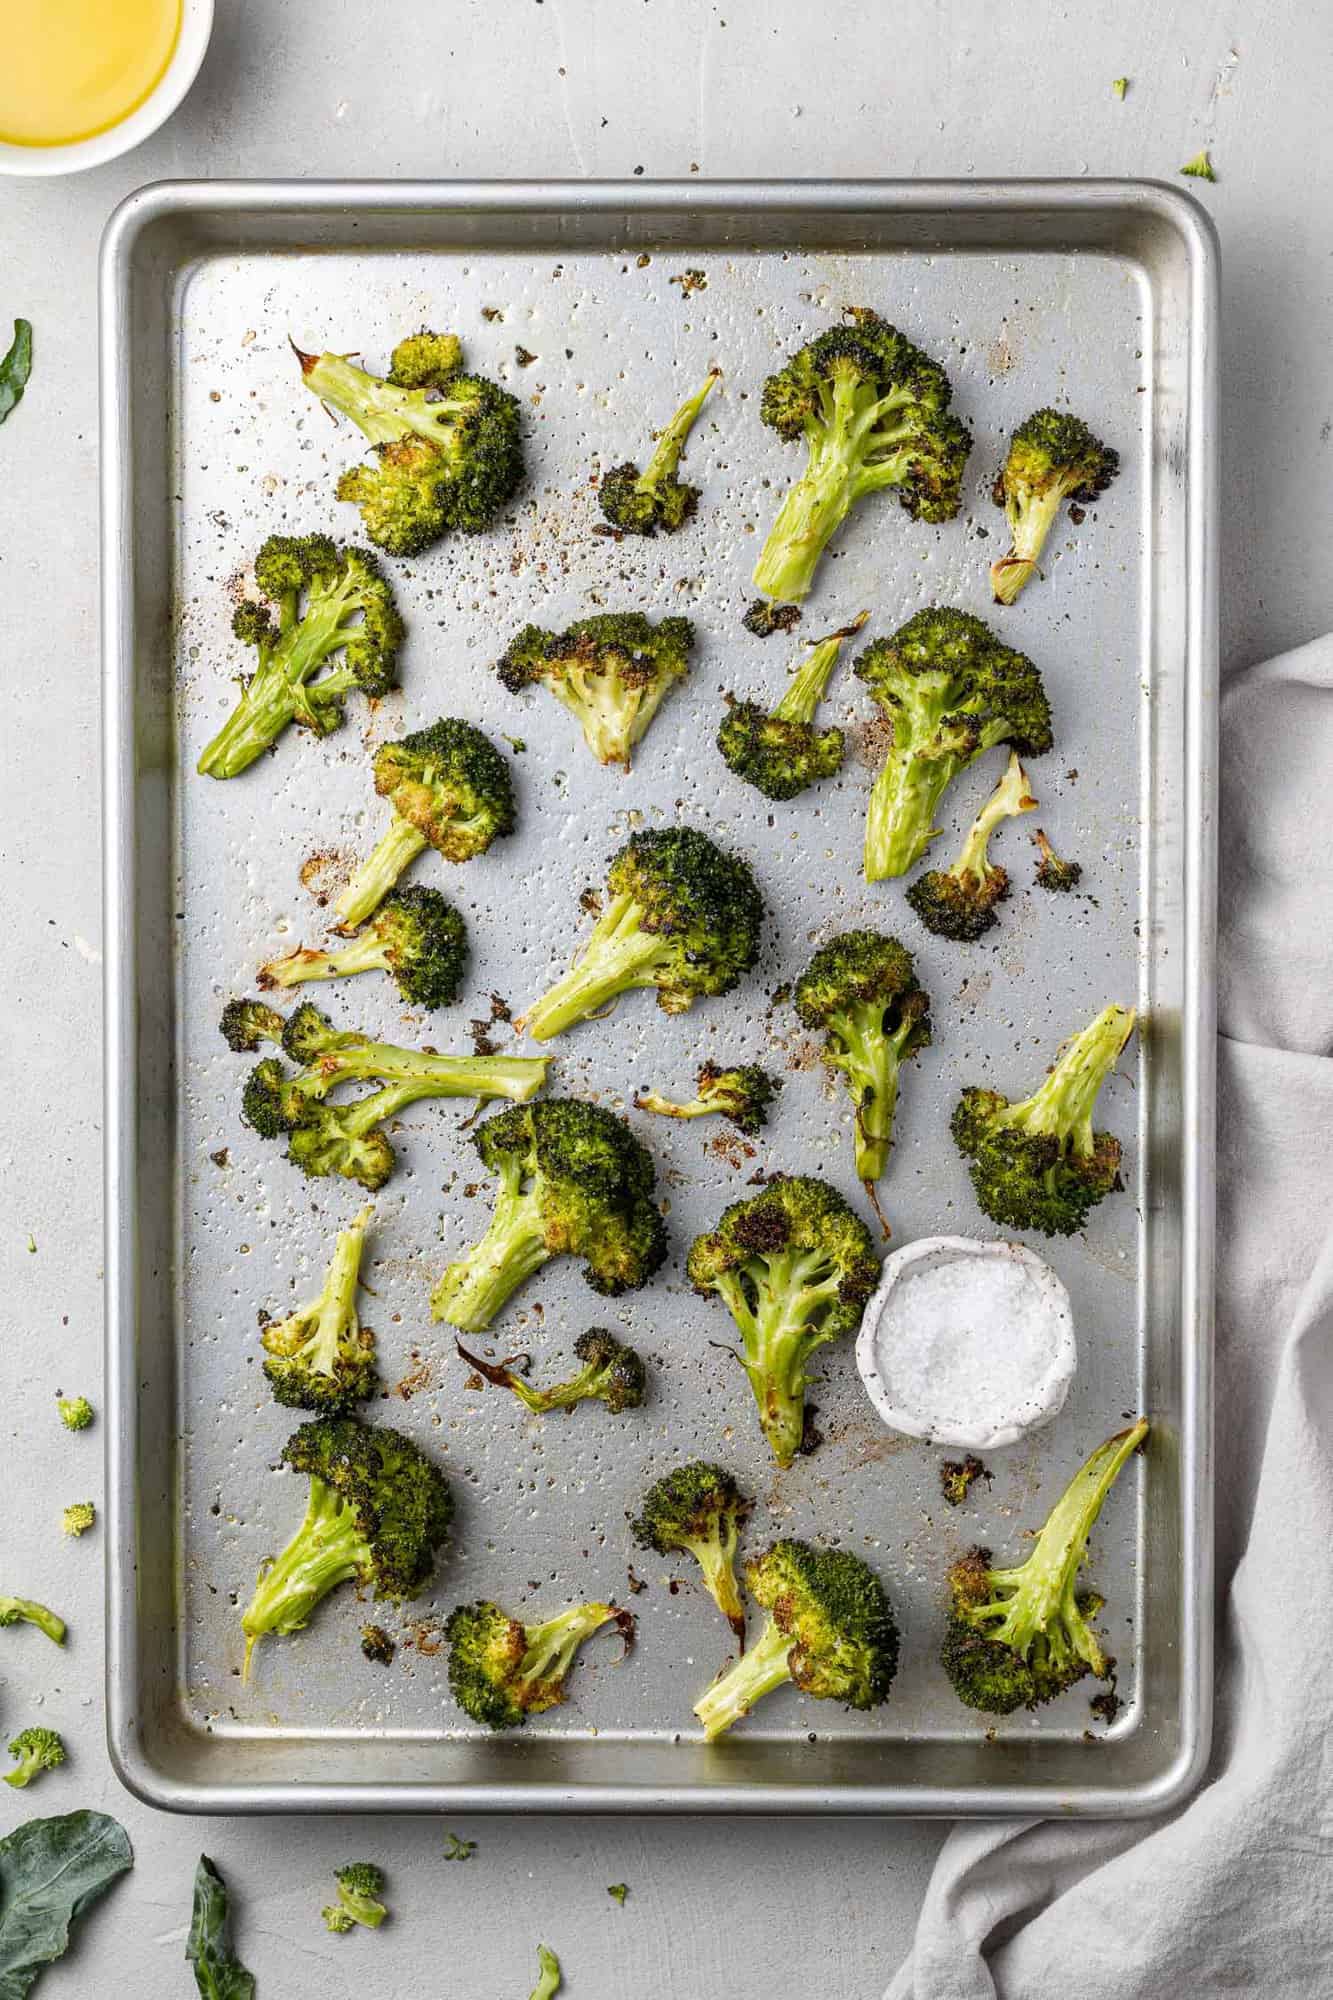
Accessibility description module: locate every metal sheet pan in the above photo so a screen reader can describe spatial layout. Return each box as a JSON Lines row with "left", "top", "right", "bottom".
{"left": 102, "top": 180, "right": 1217, "bottom": 1815}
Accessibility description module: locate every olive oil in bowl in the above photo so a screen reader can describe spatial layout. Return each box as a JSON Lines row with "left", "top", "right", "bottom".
{"left": 0, "top": 0, "right": 182, "bottom": 147}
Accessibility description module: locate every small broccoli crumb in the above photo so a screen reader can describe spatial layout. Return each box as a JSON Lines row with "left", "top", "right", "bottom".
{"left": 607, "top": 1882, "right": 629, "bottom": 1905}
{"left": 62, "top": 1502, "right": 96, "bottom": 1538}
{"left": 939, "top": 1457, "right": 990, "bottom": 1507}
{"left": 742, "top": 598, "right": 802, "bottom": 638}
{"left": 1032, "top": 828, "right": 1083, "bottom": 893}
{"left": 443, "top": 1831, "right": 476, "bottom": 1860}
{"left": 57, "top": 1396, "right": 94, "bottom": 1431}
{"left": 1180, "top": 150, "right": 1217, "bottom": 182}
{"left": 1112, "top": 77, "right": 1129, "bottom": 98}
{"left": 360, "top": 1623, "right": 396, "bottom": 1665}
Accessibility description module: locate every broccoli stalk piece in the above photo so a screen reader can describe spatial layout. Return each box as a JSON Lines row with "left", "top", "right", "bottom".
{"left": 1033, "top": 828, "right": 1083, "bottom": 892}
{"left": 0, "top": 1598, "right": 66, "bottom": 1645}
{"left": 431, "top": 1100, "right": 666, "bottom": 1331}
{"left": 990, "top": 409, "right": 1120, "bottom": 605}
{"left": 529, "top": 1947, "right": 562, "bottom": 1999}
{"left": 856, "top": 608, "right": 1054, "bottom": 880}
{"left": 941, "top": 1419, "right": 1148, "bottom": 1713}
{"left": 260, "top": 886, "right": 468, "bottom": 1012}
{"left": 631, "top": 1462, "right": 751, "bottom": 1645}
{"left": 57, "top": 1396, "right": 93, "bottom": 1431}
{"left": 951, "top": 1003, "right": 1136, "bottom": 1236}
{"left": 241, "top": 1417, "right": 452, "bottom": 1679}
{"left": 455, "top": 1327, "right": 647, "bottom": 1414}
{"left": 261, "top": 1205, "right": 378, "bottom": 1412}
{"left": 906, "top": 751, "right": 1037, "bottom": 941}
{"left": 445, "top": 1597, "right": 634, "bottom": 1729}
{"left": 333, "top": 718, "right": 517, "bottom": 932}
{"left": 752, "top": 310, "right": 971, "bottom": 606}
{"left": 599, "top": 368, "right": 719, "bottom": 534}
{"left": 61, "top": 1503, "right": 96, "bottom": 1537}
{"left": 794, "top": 931, "right": 932, "bottom": 1189}
{"left": 497, "top": 612, "right": 695, "bottom": 769}
{"left": 634, "top": 1061, "right": 781, "bottom": 1136}
{"left": 295, "top": 334, "right": 523, "bottom": 557}
{"left": 686, "top": 1177, "right": 880, "bottom": 1467}
{"left": 3, "top": 1727, "right": 66, "bottom": 1789}
{"left": 716, "top": 613, "right": 867, "bottom": 800}
{"left": 322, "top": 1862, "right": 388, "bottom": 1933}
{"left": 517, "top": 827, "right": 763, "bottom": 1042}
{"left": 693, "top": 1541, "right": 898, "bottom": 1739}
{"left": 197, "top": 535, "right": 402, "bottom": 779}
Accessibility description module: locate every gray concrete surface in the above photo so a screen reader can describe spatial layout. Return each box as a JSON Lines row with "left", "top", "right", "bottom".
{"left": 2, "top": 2, "right": 1330, "bottom": 1993}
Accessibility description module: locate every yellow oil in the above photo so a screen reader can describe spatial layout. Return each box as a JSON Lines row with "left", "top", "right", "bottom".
{"left": 0, "top": 0, "right": 182, "bottom": 147}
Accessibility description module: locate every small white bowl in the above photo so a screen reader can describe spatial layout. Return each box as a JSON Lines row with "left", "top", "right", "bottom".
{"left": 855, "top": 1234, "right": 1076, "bottom": 1451}
{"left": 0, "top": 0, "right": 213, "bottom": 178}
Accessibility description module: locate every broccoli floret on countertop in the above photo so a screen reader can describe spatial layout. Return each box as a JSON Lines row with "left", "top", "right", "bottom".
{"left": 794, "top": 930, "right": 931, "bottom": 1191}
{"left": 1033, "top": 828, "right": 1083, "bottom": 892}
{"left": 322, "top": 1861, "right": 388, "bottom": 1933}
{"left": 693, "top": 1541, "right": 898, "bottom": 1739}
{"left": 260, "top": 885, "right": 468, "bottom": 1012}
{"left": 631, "top": 1462, "right": 751, "bottom": 1644}
{"left": 445, "top": 1598, "right": 634, "bottom": 1730}
{"left": 634, "top": 1061, "right": 781, "bottom": 1136}
{"left": 0, "top": 1597, "right": 67, "bottom": 1645}
{"left": 598, "top": 368, "right": 719, "bottom": 534}
{"left": 61, "top": 1502, "right": 96, "bottom": 1537}
{"left": 455, "top": 1327, "right": 647, "bottom": 1415}
{"left": 56, "top": 1395, "right": 94, "bottom": 1431}
{"left": 260, "top": 1205, "right": 377, "bottom": 1413}
{"left": 906, "top": 751, "right": 1037, "bottom": 942}
{"left": 716, "top": 613, "right": 866, "bottom": 800}
{"left": 3, "top": 1727, "right": 66, "bottom": 1789}
{"left": 295, "top": 331, "right": 523, "bottom": 556}
{"left": 497, "top": 611, "right": 695, "bottom": 769}
{"left": 990, "top": 407, "right": 1119, "bottom": 605}
{"left": 941, "top": 1420, "right": 1147, "bottom": 1714}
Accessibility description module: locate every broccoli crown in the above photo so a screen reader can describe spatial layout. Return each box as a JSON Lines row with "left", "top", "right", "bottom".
{"left": 61, "top": 1502, "right": 96, "bottom": 1537}
{"left": 497, "top": 612, "right": 695, "bottom": 767}
{"left": 905, "top": 750, "right": 1037, "bottom": 942}
{"left": 1033, "top": 827, "right": 1083, "bottom": 892}
{"left": 598, "top": 368, "right": 718, "bottom": 535}
{"left": 990, "top": 409, "right": 1119, "bottom": 604}
{"left": 324, "top": 1860, "right": 388, "bottom": 1932}
{"left": 631, "top": 1461, "right": 747, "bottom": 1558}
{"left": 793, "top": 930, "right": 932, "bottom": 1185}
{"left": 951, "top": 1004, "right": 1135, "bottom": 1236}
{"left": 360, "top": 1622, "right": 396, "bottom": 1664}
{"left": 445, "top": 1598, "right": 633, "bottom": 1730}
{"left": 4, "top": 1726, "right": 66, "bottom": 1789}
{"left": 715, "top": 701, "right": 844, "bottom": 801}
{"left": 373, "top": 716, "right": 517, "bottom": 861}
{"left": 635, "top": 1061, "right": 781, "bottom": 1135}
{"left": 279, "top": 1417, "right": 453, "bottom": 1599}
{"left": 941, "top": 1420, "right": 1147, "bottom": 1714}
{"left": 56, "top": 1395, "right": 94, "bottom": 1432}
{"left": 261, "top": 1206, "right": 377, "bottom": 1413}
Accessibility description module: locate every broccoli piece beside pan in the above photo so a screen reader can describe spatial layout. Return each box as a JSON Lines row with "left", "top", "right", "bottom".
{"left": 3, "top": 1727, "right": 66, "bottom": 1789}
{"left": 322, "top": 1862, "right": 388, "bottom": 1933}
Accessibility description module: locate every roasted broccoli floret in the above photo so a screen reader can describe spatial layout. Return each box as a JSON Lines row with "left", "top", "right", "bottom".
{"left": 794, "top": 931, "right": 931, "bottom": 1188}
{"left": 631, "top": 1462, "right": 751, "bottom": 1644}
{"left": 751, "top": 310, "right": 971, "bottom": 607}
{"left": 693, "top": 1540, "right": 898, "bottom": 1739}
{"left": 334, "top": 717, "right": 517, "bottom": 931}
{"left": 951, "top": 1003, "right": 1136, "bottom": 1236}
{"left": 529, "top": 1946, "right": 562, "bottom": 1999}
{"left": 634, "top": 1061, "right": 781, "bottom": 1136}
{"left": 360, "top": 1623, "right": 395, "bottom": 1665}
{"left": 57, "top": 1396, "right": 93, "bottom": 1431}
{"left": 717, "top": 614, "right": 866, "bottom": 800}
{"left": 0, "top": 1598, "right": 66, "bottom": 1645}
{"left": 296, "top": 333, "right": 523, "bottom": 556}
{"left": 197, "top": 535, "right": 402, "bottom": 779}
{"left": 518, "top": 827, "right": 763, "bottom": 1042}
{"left": 598, "top": 369, "right": 719, "bottom": 534}
{"left": 323, "top": 1862, "right": 388, "bottom": 1933}
{"left": 455, "top": 1327, "right": 647, "bottom": 1414}
{"left": 940, "top": 1456, "right": 989, "bottom": 1507}
{"left": 990, "top": 409, "right": 1120, "bottom": 605}
{"left": 260, "top": 886, "right": 468, "bottom": 1012}
{"left": 241, "top": 1416, "right": 453, "bottom": 1679}
{"left": 261, "top": 1205, "right": 378, "bottom": 1412}
{"left": 1033, "top": 828, "right": 1083, "bottom": 892}
{"left": 445, "top": 1597, "right": 634, "bottom": 1729}
{"left": 497, "top": 612, "right": 695, "bottom": 769}
{"left": 856, "top": 608, "right": 1054, "bottom": 880}
{"left": 906, "top": 751, "right": 1037, "bottom": 941}
{"left": 61, "top": 1502, "right": 96, "bottom": 1537}
{"left": 3, "top": 1727, "right": 66, "bottom": 1789}
{"left": 941, "top": 1420, "right": 1147, "bottom": 1713}
{"left": 431, "top": 1100, "right": 666, "bottom": 1331}
{"left": 686, "top": 1176, "right": 880, "bottom": 1467}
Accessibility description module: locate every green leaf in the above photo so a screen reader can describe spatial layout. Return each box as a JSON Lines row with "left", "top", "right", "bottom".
{"left": 0, "top": 1809, "right": 133, "bottom": 1999}
{"left": 186, "top": 1857, "right": 255, "bottom": 2000}
{"left": 0, "top": 321, "right": 32, "bottom": 428}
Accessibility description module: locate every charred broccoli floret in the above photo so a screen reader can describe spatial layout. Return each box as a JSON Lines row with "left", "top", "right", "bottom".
{"left": 197, "top": 535, "right": 402, "bottom": 780}
{"left": 716, "top": 614, "right": 866, "bottom": 800}
{"left": 752, "top": 310, "right": 971, "bottom": 606}
{"left": 856, "top": 608, "right": 1053, "bottom": 880}
{"left": 686, "top": 1176, "right": 880, "bottom": 1467}
{"left": 56, "top": 1396, "right": 93, "bottom": 1431}
{"left": 631, "top": 1462, "right": 751, "bottom": 1644}
{"left": 497, "top": 612, "right": 695, "bottom": 769}
{"left": 455, "top": 1327, "right": 647, "bottom": 1415}
{"left": 1033, "top": 828, "right": 1083, "bottom": 892}
{"left": 322, "top": 1861, "right": 388, "bottom": 1933}
{"left": 431, "top": 1100, "right": 666, "bottom": 1331}
{"left": 940, "top": 1456, "right": 989, "bottom": 1507}
{"left": 905, "top": 751, "right": 1037, "bottom": 941}
{"left": 951, "top": 1003, "right": 1136, "bottom": 1236}
{"left": 241, "top": 1417, "right": 452, "bottom": 1679}
{"left": 3, "top": 1727, "right": 65, "bottom": 1789}
{"left": 794, "top": 931, "right": 931, "bottom": 1188}
{"left": 260, "top": 886, "right": 468, "bottom": 1011}
{"left": 445, "top": 1597, "right": 634, "bottom": 1729}
{"left": 518, "top": 827, "right": 763, "bottom": 1042}
{"left": 261, "top": 1206, "right": 377, "bottom": 1412}
{"left": 296, "top": 333, "right": 523, "bottom": 556}
{"left": 598, "top": 369, "right": 719, "bottom": 534}
{"left": 941, "top": 1420, "right": 1147, "bottom": 1713}
{"left": 0, "top": 1598, "right": 66, "bottom": 1645}
{"left": 61, "top": 1502, "right": 96, "bottom": 1537}
{"left": 334, "top": 717, "right": 517, "bottom": 931}
{"left": 634, "top": 1061, "right": 781, "bottom": 1136}
{"left": 694, "top": 1540, "right": 898, "bottom": 1739}
{"left": 990, "top": 408, "right": 1119, "bottom": 605}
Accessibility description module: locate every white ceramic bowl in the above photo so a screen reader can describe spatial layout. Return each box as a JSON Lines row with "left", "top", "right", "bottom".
{"left": 0, "top": 0, "right": 213, "bottom": 178}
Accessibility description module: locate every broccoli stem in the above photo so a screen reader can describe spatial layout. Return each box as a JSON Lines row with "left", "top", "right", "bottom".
{"left": 304, "top": 350, "right": 465, "bottom": 452}
{"left": 694, "top": 1616, "right": 793, "bottom": 1739}
{"left": 772, "top": 619, "right": 862, "bottom": 727}
{"left": 632, "top": 1088, "right": 711, "bottom": 1121}
{"left": 682, "top": 1526, "right": 746, "bottom": 1645}
{"left": 305, "top": 1209, "right": 369, "bottom": 1376}
{"left": 827, "top": 1003, "right": 916, "bottom": 1184}
{"left": 1001, "top": 1005, "right": 1136, "bottom": 1156}
{"left": 718, "top": 1254, "right": 841, "bottom": 1467}
{"left": 336, "top": 818, "right": 430, "bottom": 930}
{"left": 635, "top": 370, "right": 718, "bottom": 494}
{"left": 430, "top": 1170, "right": 552, "bottom": 1329}
{"left": 0, "top": 1597, "right": 67, "bottom": 1645}
{"left": 993, "top": 488, "right": 1064, "bottom": 605}
{"left": 241, "top": 1478, "right": 368, "bottom": 1679}
{"left": 752, "top": 456, "right": 854, "bottom": 605}
{"left": 262, "top": 933, "right": 397, "bottom": 989}
{"left": 310, "top": 1043, "right": 544, "bottom": 1103}
{"left": 509, "top": 1359, "right": 602, "bottom": 1414}
{"left": 520, "top": 894, "right": 672, "bottom": 1041}
{"left": 864, "top": 744, "right": 956, "bottom": 880}
{"left": 517, "top": 1603, "right": 620, "bottom": 1695}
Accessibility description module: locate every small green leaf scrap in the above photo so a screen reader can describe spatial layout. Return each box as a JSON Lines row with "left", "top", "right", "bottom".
{"left": 0, "top": 320, "right": 31, "bottom": 427}
{"left": 443, "top": 1831, "right": 476, "bottom": 1860}
{"left": 607, "top": 1882, "right": 629, "bottom": 1905}
{"left": 187, "top": 1854, "right": 256, "bottom": 2000}
{"left": 1180, "top": 150, "right": 1217, "bottom": 181}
